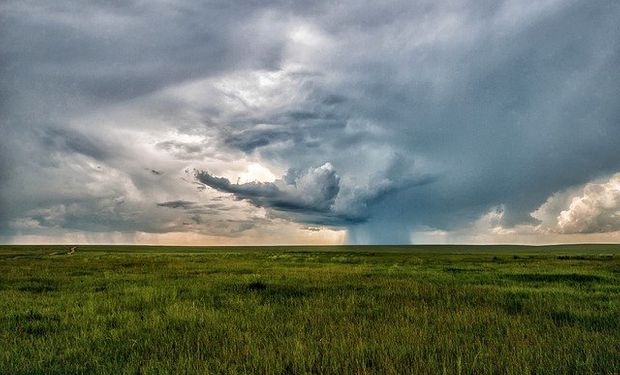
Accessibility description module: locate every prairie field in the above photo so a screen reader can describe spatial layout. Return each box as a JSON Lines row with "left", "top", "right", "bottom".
{"left": 0, "top": 244, "right": 618, "bottom": 374}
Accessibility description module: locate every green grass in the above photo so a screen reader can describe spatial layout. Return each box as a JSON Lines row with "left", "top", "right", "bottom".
{"left": 0, "top": 244, "right": 619, "bottom": 374}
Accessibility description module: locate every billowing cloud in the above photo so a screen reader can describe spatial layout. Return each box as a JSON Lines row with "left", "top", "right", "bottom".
{"left": 196, "top": 161, "right": 435, "bottom": 226}
{"left": 1, "top": 0, "right": 619, "bottom": 244}
{"left": 414, "top": 173, "right": 620, "bottom": 244}
{"left": 534, "top": 174, "right": 620, "bottom": 234}
{"left": 557, "top": 177, "right": 620, "bottom": 233}
{"left": 196, "top": 163, "right": 342, "bottom": 222}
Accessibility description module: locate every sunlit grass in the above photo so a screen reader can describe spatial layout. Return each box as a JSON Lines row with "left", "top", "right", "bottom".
{"left": 0, "top": 245, "right": 618, "bottom": 374}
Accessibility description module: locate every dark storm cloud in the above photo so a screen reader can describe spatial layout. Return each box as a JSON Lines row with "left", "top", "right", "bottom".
{"left": 218, "top": 85, "right": 350, "bottom": 153}
{"left": 1, "top": 0, "right": 619, "bottom": 243}
{"left": 157, "top": 200, "right": 196, "bottom": 210}
{"left": 196, "top": 163, "right": 340, "bottom": 215}
{"left": 266, "top": 0, "right": 620, "bottom": 240}
{"left": 224, "top": 127, "right": 296, "bottom": 153}
{"left": 0, "top": 0, "right": 295, "bottom": 103}
{"left": 196, "top": 162, "right": 437, "bottom": 226}
{"left": 41, "top": 128, "right": 110, "bottom": 160}
{"left": 0, "top": 0, "right": 300, "bottom": 237}
{"left": 157, "top": 200, "right": 229, "bottom": 213}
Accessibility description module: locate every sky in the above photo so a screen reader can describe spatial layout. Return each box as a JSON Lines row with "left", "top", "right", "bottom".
{"left": 1, "top": 0, "right": 619, "bottom": 245}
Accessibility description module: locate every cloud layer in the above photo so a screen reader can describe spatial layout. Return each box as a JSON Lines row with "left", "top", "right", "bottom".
{"left": 1, "top": 0, "right": 619, "bottom": 244}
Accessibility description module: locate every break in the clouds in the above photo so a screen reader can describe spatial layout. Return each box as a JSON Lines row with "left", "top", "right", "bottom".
{"left": 1, "top": 0, "right": 619, "bottom": 244}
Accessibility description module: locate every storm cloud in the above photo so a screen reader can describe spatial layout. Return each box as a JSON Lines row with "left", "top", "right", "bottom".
{"left": 196, "top": 163, "right": 342, "bottom": 221}
{"left": 1, "top": 0, "right": 619, "bottom": 244}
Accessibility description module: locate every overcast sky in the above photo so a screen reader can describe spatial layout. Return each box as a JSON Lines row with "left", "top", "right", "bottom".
{"left": 1, "top": 0, "right": 619, "bottom": 245}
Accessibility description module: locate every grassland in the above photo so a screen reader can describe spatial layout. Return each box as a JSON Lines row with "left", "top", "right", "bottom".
{"left": 0, "top": 244, "right": 618, "bottom": 374}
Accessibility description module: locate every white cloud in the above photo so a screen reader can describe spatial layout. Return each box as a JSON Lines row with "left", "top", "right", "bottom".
{"left": 413, "top": 173, "right": 620, "bottom": 244}
{"left": 537, "top": 173, "right": 620, "bottom": 233}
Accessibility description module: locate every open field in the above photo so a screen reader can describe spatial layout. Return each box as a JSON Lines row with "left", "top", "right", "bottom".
{"left": 1, "top": 244, "right": 619, "bottom": 374}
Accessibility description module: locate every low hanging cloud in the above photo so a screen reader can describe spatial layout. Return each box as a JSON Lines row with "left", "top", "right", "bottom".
{"left": 195, "top": 160, "right": 436, "bottom": 226}
{"left": 195, "top": 163, "right": 340, "bottom": 220}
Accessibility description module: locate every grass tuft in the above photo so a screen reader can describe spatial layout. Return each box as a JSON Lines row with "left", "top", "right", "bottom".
{"left": 247, "top": 280, "right": 267, "bottom": 291}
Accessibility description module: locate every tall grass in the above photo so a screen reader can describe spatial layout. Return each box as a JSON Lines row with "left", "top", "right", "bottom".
{"left": 0, "top": 245, "right": 618, "bottom": 374}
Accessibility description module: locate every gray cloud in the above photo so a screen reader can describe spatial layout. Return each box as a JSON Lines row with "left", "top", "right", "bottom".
{"left": 196, "top": 163, "right": 341, "bottom": 220}
{"left": 0, "top": 1, "right": 294, "bottom": 103}
{"left": 224, "top": 126, "right": 297, "bottom": 153}
{"left": 196, "top": 160, "right": 436, "bottom": 227}
{"left": 156, "top": 141, "right": 209, "bottom": 160}
{"left": 41, "top": 127, "right": 110, "bottom": 160}
{"left": 1, "top": 0, "right": 619, "bottom": 243}
{"left": 157, "top": 200, "right": 196, "bottom": 209}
